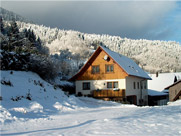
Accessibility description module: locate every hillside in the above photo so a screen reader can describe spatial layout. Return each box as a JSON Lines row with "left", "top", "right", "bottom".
{"left": 0, "top": 7, "right": 32, "bottom": 23}
{"left": 17, "top": 21, "right": 181, "bottom": 73}
{"left": 0, "top": 70, "right": 77, "bottom": 123}
{"left": 1, "top": 71, "right": 181, "bottom": 135}
{"left": 0, "top": 71, "right": 120, "bottom": 123}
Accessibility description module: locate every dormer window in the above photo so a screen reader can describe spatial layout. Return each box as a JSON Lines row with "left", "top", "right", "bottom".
{"left": 105, "top": 64, "right": 114, "bottom": 73}
{"left": 92, "top": 65, "right": 100, "bottom": 74}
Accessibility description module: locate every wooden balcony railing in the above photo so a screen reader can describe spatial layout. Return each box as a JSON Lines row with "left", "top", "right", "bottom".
{"left": 93, "top": 89, "right": 125, "bottom": 98}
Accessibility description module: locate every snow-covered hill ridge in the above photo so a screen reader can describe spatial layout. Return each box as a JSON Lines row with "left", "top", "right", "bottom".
{"left": 17, "top": 22, "right": 181, "bottom": 73}
{"left": 0, "top": 7, "right": 33, "bottom": 23}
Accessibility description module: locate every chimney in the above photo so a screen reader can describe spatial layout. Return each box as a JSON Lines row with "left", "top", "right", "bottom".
{"left": 174, "top": 76, "right": 177, "bottom": 83}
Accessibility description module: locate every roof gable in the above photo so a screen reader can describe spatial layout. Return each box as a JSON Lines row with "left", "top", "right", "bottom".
{"left": 70, "top": 46, "right": 151, "bottom": 81}
{"left": 69, "top": 46, "right": 102, "bottom": 81}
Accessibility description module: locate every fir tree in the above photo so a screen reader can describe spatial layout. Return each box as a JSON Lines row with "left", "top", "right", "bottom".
{"left": 8, "top": 19, "right": 19, "bottom": 36}
{"left": 0, "top": 16, "right": 5, "bottom": 34}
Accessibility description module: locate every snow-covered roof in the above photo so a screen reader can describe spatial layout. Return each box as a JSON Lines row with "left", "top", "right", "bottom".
{"left": 165, "top": 80, "right": 181, "bottom": 90}
{"left": 162, "top": 89, "right": 169, "bottom": 93}
{"left": 69, "top": 46, "right": 151, "bottom": 81}
{"left": 101, "top": 46, "right": 151, "bottom": 79}
{"left": 148, "top": 73, "right": 181, "bottom": 92}
{"left": 148, "top": 89, "right": 168, "bottom": 96}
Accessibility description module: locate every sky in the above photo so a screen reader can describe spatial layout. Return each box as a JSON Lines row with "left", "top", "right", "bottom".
{"left": 1, "top": 1, "right": 181, "bottom": 44}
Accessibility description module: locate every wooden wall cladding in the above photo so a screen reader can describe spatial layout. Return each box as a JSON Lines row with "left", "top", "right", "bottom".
{"left": 77, "top": 50, "right": 128, "bottom": 80}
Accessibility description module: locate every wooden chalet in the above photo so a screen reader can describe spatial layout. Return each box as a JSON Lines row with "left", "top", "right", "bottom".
{"left": 70, "top": 46, "right": 151, "bottom": 105}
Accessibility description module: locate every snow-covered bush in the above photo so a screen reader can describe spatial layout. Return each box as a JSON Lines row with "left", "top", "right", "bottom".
{"left": 0, "top": 50, "right": 60, "bottom": 80}
{"left": 0, "top": 50, "right": 30, "bottom": 71}
{"left": 29, "top": 54, "right": 58, "bottom": 80}
{"left": 0, "top": 18, "right": 59, "bottom": 80}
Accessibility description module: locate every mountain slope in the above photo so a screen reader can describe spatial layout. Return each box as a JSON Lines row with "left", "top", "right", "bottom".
{"left": 17, "top": 21, "right": 181, "bottom": 73}
{"left": 0, "top": 7, "right": 32, "bottom": 23}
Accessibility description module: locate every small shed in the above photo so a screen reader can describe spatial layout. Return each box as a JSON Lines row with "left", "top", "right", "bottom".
{"left": 147, "top": 89, "right": 168, "bottom": 106}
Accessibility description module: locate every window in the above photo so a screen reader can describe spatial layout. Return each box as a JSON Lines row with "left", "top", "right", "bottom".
{"left": 141, "top": 82, "right": 143, "bottom": 89}
{"left": 106, "top": 65, "right": 110, "bottom": 72}
{"left": 110, "top": 65, "right": 114, "bottom": 72}
{"left": 105, "top": 65, "right": 114, "bottom": 73}
{"left": 107, "top": 82, "right": 118, "bottom": 88}
{"left": 137, "top": 82, "right": 139, "bottom": 89}
{"left": 133, "top": 82, "right": 136, "bottom": 89}
{"left": 113, "top": 82, "right": 118, "bottom": 88}
{"left": 92, "top": 65, "right": 100, "bottom": 74}
{"left": 83, "top": 82, "right": 90, "bottom": 90}
{"left": 107, "top": 82, "right": 113, "bottom": 88}
{"left": 144, "top": 82, "right": 147, "bottom": 89}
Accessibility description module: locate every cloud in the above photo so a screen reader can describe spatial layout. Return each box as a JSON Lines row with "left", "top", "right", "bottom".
{"left": 1, "top": 1, "right": 177, "bottom": 41}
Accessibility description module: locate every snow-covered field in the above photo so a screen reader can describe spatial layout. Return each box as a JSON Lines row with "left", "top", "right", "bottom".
{"left": 1, "top": 71, "right": 181, "bottom": 136}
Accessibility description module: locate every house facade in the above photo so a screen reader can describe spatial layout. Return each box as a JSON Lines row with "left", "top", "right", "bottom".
{"left": 165, "top": 80, "right": 181, "bottom": 102}
{"left": 70, "top": 46, "right": 151, "bottom": 105}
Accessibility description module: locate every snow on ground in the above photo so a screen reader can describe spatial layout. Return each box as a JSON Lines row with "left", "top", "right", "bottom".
{"left": 0, "top": 71, "right": 86, "bottom": 123}
{"left": 1, "top": 71, "right": 181, "bottom": 136}
{"left": 168, "top": 99, "right": 181, "bottom": 106}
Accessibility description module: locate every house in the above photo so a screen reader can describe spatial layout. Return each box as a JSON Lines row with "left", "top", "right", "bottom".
{"left": 147, "top": 73, "right": 181, "bottom": 106}
{"left": 70, "top": 46, "right": 151, "bottom": 105}
{"left": 165, "top": 80, "right": 181, "bottom": 102}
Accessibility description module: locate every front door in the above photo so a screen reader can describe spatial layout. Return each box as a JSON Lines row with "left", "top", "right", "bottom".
{"left": 127, "top": 95, "right": 137, "bottom": 105}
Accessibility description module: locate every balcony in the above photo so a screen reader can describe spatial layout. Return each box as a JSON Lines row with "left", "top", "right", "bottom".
{"left": 93, "top": 89, "right": 125, "bottom": 98}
